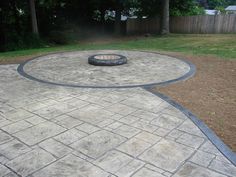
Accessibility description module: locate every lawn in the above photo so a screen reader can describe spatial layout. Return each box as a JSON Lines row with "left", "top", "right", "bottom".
{"left": 0, "top": 34, "right": 235, "bottom": 63}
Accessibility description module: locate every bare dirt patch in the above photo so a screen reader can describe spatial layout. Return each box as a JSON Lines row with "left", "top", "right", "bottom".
{"left": 153, "top": 52, "right": 236, "bottom": 152}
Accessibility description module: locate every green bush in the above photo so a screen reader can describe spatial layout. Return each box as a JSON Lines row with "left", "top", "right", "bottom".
{"left": 4, "top": 33, "right": 46, "bottom": 51}
{"left": 215, "top": 6, "right": 226, "bottom": 14}
{"left": 171, "top": 5, "right": 205, "bottom": 16}
{"left": 48, "top": 31, "right": 70, "bottom": 45}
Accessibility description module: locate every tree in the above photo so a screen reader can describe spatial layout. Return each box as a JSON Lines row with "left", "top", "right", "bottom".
{"left": 170, "top": 0, "right": 204, "bottom": 16}
{"left": 115, "top": 0, "right": 123, "bottom": 35}
{"left": 198, "top": 0, "right": 209, "bottom": 8}
{"left": 161, "top": 0, "right": 169, "bottom": 34}
{"left": 29, "top": 0, "right": 39, "bottom": 35}
{"left": 205, "top": 0, "right": 235, "bottom": 9}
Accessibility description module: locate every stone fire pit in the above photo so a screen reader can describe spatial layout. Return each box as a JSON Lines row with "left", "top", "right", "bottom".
{"left": 88, "top": 54, "right": 127, "bottom": 66}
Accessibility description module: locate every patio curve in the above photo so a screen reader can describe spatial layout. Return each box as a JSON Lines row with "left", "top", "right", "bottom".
{"left": 17, "top": 50, "right": 195, "bottom": 88}
{"left": 0, "top": 50, "right": 235, "bottom": 177}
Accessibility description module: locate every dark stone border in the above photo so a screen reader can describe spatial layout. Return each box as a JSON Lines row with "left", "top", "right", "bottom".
{"left": 88, "top": 54, "right": 127, "bottom": 66}
{"left": 17, "top": 50, "right": 196, "bottom": 89}
{"left": 144, "top": 87, "right": 236, "bottom": 166}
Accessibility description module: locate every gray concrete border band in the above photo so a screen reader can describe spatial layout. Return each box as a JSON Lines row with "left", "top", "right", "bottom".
{"left": 17, "top": 50, "right": 236, "bottom": 166}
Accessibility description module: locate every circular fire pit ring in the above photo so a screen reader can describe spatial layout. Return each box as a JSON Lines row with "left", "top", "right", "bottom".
{"left": 88, "top": 54, "right": 127, "bottom": 66}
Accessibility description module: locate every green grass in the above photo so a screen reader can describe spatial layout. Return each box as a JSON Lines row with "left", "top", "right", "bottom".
{"left": 0, "top": 34, "right": 236, "bottom": 62}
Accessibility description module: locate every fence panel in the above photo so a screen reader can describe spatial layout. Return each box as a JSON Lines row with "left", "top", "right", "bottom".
{"left": 126, "top": 14, "right": 236, "bottom": 34}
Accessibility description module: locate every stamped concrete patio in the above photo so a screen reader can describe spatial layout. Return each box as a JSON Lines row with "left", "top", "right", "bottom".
{"left": 0, "top": 50, "right": 235, "bottom": 177}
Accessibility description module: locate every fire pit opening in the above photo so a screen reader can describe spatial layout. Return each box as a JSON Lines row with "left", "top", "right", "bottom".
{"left": 88, "top": 54, "right": 127, "bottom": 66}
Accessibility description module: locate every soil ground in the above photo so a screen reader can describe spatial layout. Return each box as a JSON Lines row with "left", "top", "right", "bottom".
{"left": 153, "top": 52, "right": 236, "bottom": 152}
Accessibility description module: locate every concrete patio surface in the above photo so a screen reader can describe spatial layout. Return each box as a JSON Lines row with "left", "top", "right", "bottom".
{"left": 0, "top": 50, "right": 235, "bottom": 177}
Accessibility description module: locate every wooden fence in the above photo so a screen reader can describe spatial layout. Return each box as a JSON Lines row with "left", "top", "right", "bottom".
{"left": 126, "top": 14, "right": 236, "bottom": 34}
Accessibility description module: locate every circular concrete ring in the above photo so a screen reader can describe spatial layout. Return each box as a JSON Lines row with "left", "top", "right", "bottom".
{"left": 17, "top": 50, "right": 196, "bottom": 88}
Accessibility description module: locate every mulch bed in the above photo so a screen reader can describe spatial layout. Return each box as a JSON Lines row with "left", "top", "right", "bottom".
{"left": 153, "top": 52, "right": 236, "bottom": 152}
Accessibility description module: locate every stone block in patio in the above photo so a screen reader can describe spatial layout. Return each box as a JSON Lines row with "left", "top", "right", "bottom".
{"left": 14, "top": 121, "right": 66, "bottom": 146}
{"left": 121, "top": 95, "right": 163, "bottom": 113}
{"left": 54, "top": 128, "right": 87, "bottom": 145}
{"left": 68, "top": 104, "right": 114, "bottom": 125}
{"left": 139, "top": 139, "right": 194, "bottom": 172}
{"left": 112, "top": 124, "right": 141, "bottom": 138}
{"left": 117, "top": 137, "right": 152, "bottom": 157}
{"left": 70, "top": 130, "right": 126, "bottom": 159}
{"left": 94, "top": 150, "right": 133, "bottom": 174}
{"left": 0, "top": 164, "right": 11, "bottom": 176}
{"left": 39, "top": 139, "right": 73, "bottom": 158}
{"left": 132, "top": 167, "right": 165, "bottom": 177}
{"left": 151, "top": 114, "right": 184, "bottom": 130}
{"left": 32, "top": 154, "right": 109, "bottom": 177}
{"left": 6, "top": 148, "right": 56, "bottom": 177}
{"left": 0, "top": 139, "right": 31, "bottom": 160}
{"left": 0, "top": 130, "right": 13, "bottom": 145}
{"left": 173, "top": 163, "right": 227, "bottom": 177}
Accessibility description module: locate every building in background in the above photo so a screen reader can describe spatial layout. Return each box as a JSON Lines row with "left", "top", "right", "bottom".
{"left": 225, "top": 6, "right": 236, "bottom": 14}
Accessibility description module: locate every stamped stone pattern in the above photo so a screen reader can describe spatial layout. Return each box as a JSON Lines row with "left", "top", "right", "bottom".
{"left": 0, "top": 131, "right": 13, "bottom": 145}
{"left": 117, "top": 137, "right": 152, "bottom": 157}
{"left": 70, "top": 130, "right": 126, "bottom": 159}
{"left": 14, "top": 121, "right": 66, "bottom": 146}
{"left": 0, "top": 164, "right": 11, "bottom": 176}
{"left": 38, "top": 139, "right": 73, "bottom": 158}
{"left": 139, "top": 139, "right": 195, "bottom": 172}
{"left": 68, "top": 104, "right": 114, "bottom": 124}
{"left": 115, "top": 159, "right": 144, "bottom": 177}
{"left": 132, "top": 167, "right": 165, "bottom": 177}
{"left": 151, "top": 114, "right": 184, "bottom": 130}
{"left": 21, "top": 50, "right": 191, "bottom": 87}
{"left": 112, "top": 124, "right": 141, "bottom": 138}
{"left": 173, "top": 163, "right": 227, "bottom": 177}
{"left": 6, "top": 148, "right": 56, "bottom": 176}
{"left": 95, "top": 150, "right": 134, "bottom": 173}
{"left": 0, "top": 51, "right": 235, "bottom": 177}
{"left": 33, "top": 154, "right": 109, "bottom": 177}
{"left": 189, "top": 150, "right": 215, "bottom": 167}
{"left": 54, "top": 128, "right": 87, "bottom": 145}
{"left": 0, "top": 139, "right": 31, "bottom": 159}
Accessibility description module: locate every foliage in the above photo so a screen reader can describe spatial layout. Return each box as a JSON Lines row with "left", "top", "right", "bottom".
{"left": 198, "top": 0, "right": 236, "bottom": 9}
{"left": 124, "top": 0, "right": 205, "bottom": 17}
{"left": 208, "top": 0, "right": 227, "bottom": 9}
{"left": 129, "top": 0, "right": 162, "bottom": 17}
{"left": 0, "top": 0, "right": 206, "bottom": 52}
{"left": 170, "top": 1, "right": 205, "bottom": 16}
{"left": 215, "top": 6, "right": 227, "bottom": 13}
{"left": 4, "top": 33, "right": 45, "bottom": 51}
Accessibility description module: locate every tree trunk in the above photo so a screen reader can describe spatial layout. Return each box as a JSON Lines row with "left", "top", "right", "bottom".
{"left": 12, "top": 0, "right": 21, "bottom": 36}
{"left": 29, "top": 0, "right": 39, "bottom": 35}
{"left": 115, "top": 8, "right": 122, "bottom": 35}
{"left": 100, "top": 8, "right": 106, "bottom": 33}
{"left": 0, "top": 7, "right": 5, "bottom": 51}
{"left": 161, "top": 0, "right": 170, "bottom": 35}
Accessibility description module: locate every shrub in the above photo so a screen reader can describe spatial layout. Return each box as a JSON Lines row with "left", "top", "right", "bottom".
{"left": 4, "top": 33, "right": 46, "bottom": 52}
